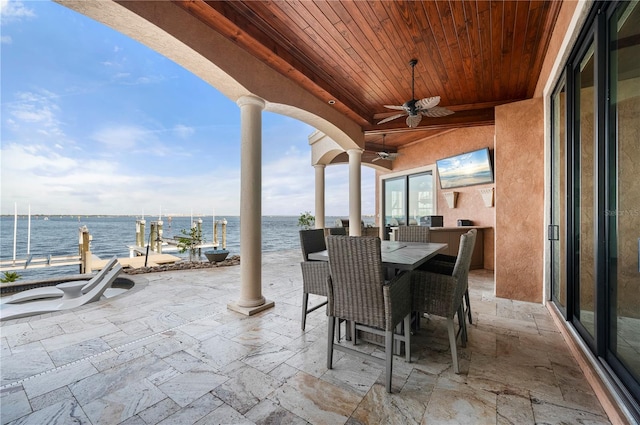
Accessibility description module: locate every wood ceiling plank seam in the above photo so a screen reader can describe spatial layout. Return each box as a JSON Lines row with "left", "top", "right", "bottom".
{"left": 245, "top": 0, "right": 372, "bottom": 119}
{"left": 371, "top": 1, "right": 443, "bottom": 103}
{"left": 389, "top": 0, "right": 448, "bottom": 96}
{"left": 419, "top": 1, "right": 466, "bottom": 105}
{"left": 447, "top": 0, "right": 479, "bottom": 103}
{"left": 324, "top": 3, "right": 403, "bottom": 106}
{"left": 439, "top": 0, "right": 475, "bottom": 101}
{"left": 332, "top": 33, "right": 392, "bottom": 106}
{"left": 515, "top": 8, "right": 542, "bottom": 98}
{"left": 191, "top": 1, "right": 369, "bottom": 122}
{"left": 407, "top": 1, "right": 457, "bottom": 104}
{"left": 463, "top": 0, "right": 487, "bottom": 102}
{"left": 508, "top": 1, "right": 533, "bottom": 99}
{"left": 499, "top": 1, "right": 518, "bottom": 100}
{"left": 476, "top": 0, "right": 493, "bottom": 102}
{"left": 369, "top": 1, "right": 445, "bottom": 109}
{"left": 300, "top": 2, "right": 390, "bottom": 111}
{"left": 525, "top": 0, "right": 562, "bottom": 97}
{"left": 490, "top": 0, "right": 504, "bottom": 100}
{"left": 335, "top": 1, "right": 410, "bottom": 104}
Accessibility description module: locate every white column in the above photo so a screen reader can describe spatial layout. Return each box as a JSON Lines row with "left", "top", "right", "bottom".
{"left": 347, "top": 149, "right": 363, "bottom": 236}
{"left": 228, "top": 95, "right": 274, "bottom": 315}
{"left": 314, "top": 164, "right": 326, "bottom": 229}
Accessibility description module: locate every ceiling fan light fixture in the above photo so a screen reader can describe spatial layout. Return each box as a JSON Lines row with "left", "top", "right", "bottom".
{"left": 377, "top": 58, "right": 454, "bottom": 128}
{"left": 406, "top": 114, "right": 422, "bottom": 128}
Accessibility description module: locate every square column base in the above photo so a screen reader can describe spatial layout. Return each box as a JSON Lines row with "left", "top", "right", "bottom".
{"left": 227, "top": 299, "right": 275, "bottom": 316}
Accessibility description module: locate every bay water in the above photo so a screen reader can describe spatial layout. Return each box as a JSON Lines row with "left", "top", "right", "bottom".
{"left": 0, "top": 215, "right": 373, "bottom": 281}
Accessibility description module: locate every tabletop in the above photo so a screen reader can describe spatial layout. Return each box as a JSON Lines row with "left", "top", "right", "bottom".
{"left": 308, "top": 240, "right": 448, "bottom": 271}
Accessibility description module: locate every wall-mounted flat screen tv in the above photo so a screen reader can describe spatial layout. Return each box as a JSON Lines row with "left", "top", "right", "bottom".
{"left": 436, "top": 147, "right": 494, "bottom": 189}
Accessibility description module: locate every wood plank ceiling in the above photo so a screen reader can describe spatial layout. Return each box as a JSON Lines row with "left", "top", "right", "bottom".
{"left": 174, "top": 0, "right": 561, "bottom": 151}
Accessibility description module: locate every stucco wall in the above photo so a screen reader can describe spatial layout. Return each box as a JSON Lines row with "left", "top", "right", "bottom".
{"left": 378, "top": 126, "right": 496, "bottom": 270}
{"left": 495, "top": 98, "right": 545, "bottom": 302}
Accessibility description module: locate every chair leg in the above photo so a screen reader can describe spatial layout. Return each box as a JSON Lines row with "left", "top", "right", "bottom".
{"left": 465, "top": 289, "right": 473, "bottom": 324}
{"left": 447, "top": 318, "right": 460, "bottom": 374}
{"left": 404, "top": 314, "right": 411, "bottom": 362}
{"left": 385, "top": 330, "right": 394, "bottom": 393}
{"left": 458, "top": 305, "right": 468, "bottom": 347}
{"left": 301, "top": 292, "right": 309, "bottom": 331}
{"left": 327, "top": 316, "right": 335, "bottom": 369}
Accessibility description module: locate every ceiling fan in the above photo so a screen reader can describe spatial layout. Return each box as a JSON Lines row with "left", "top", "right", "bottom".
{"left": 372, "top": 134, "right": 399, "bottom": 162}
{"left": 377, "top": 59, "right": 454, "bottom": 128}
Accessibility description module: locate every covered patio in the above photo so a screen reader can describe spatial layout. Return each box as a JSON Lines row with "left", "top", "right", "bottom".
{"left": 5, "top": 0, "right": 637, "bottom": 422}
{"left": 0, "top": 251, "right": 609, "bottom": 424}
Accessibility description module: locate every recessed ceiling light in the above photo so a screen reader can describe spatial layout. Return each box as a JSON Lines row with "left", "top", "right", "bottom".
{"left": 328, "top": 99, "right": 336, "bottom": 105}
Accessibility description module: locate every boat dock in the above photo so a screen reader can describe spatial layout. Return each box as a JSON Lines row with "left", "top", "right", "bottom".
{"left": 1, "top": 252, "right": 182, "bottom": 274}
{"left": 93, "top": 253, "right": 181, "bottom": 270}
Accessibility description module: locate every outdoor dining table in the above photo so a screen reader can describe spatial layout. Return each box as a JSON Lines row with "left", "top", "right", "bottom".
{"left": 308, "top": 239, "right": 448, "bottom": 350}
{"left": 307, "top": 240, "right": 448, "bottom": 271}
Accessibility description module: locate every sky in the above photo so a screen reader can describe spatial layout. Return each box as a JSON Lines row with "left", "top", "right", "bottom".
{"left": 0, "top": 0, "right": 375, "bottom": 217}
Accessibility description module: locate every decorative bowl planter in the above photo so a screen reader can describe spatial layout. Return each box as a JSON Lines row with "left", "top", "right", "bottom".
{"left": 204, "top": 249, "right": 229, "bottom": 263}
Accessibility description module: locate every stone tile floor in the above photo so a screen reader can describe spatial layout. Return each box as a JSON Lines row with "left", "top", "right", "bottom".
{"left": 0, "top": 250, "right": 611, "bottom": 424}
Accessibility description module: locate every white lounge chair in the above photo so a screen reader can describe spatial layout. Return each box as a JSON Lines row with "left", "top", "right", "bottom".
{"left": 0, "top": 263, "right": 123, "bottom": 321}
{"left": 1, "top": 257, "right": 119, "bottom": 304}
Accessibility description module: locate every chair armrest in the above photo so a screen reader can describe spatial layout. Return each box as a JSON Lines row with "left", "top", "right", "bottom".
{"left": 383, "top": 271, "right": 412, "bottom": 330}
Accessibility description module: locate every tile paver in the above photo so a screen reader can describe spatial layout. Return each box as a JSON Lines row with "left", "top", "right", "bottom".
{"left": 1, "top": 250, "right": 611, "bottom": 424}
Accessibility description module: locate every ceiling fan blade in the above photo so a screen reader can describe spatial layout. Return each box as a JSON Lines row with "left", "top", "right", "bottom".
{"left": 420, "top": 106, "right": 455, "bottom": 118}
{"left": 382, "top": 104, "right": 407, "bottom": 111}
{"left": 377, "top": 112, "right": 407, "bottom": 125}
{"left": 406, "top": 114, "right": 422, "bottom": 128}
{"left": 372, "top": 156, "right": 381, "bottom": 162}
{"left": 415, "top": 96, "right": 441, "bottom": 110}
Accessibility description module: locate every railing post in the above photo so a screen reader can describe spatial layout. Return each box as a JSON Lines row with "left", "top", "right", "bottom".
{"left": 79, "top": 226, "right": 92, "bottom": 273}
{"left": 222, "top": 218, "right": 227, "bottom": 250}
{"left": 150, "top": 222, "right": 157, "bottom": 253}
{"left": 157, "top": 220, "right": 163, "bottom": 253}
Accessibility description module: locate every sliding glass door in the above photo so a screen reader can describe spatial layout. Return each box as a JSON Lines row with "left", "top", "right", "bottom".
{"left": 551, "top": 1, "right": 640, "bottom": 416}
{"left": 606, "top": 0, "right": 640, "bottom": 400}
{"left": 573, "top": 38, "right": 597, "bottom": 344}
{"left": 550, "top": 79, "right": 567, "bottom": 313}
{"left": 382, "top": 169, "right": 435, "bottom": 235}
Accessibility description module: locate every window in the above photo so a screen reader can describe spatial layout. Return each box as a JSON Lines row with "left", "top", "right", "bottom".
{"left": 382, "top": 167, "right": 435, "bottom": 232}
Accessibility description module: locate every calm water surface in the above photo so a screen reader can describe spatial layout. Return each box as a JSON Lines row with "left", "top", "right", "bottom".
{"left": 0, "top": 215, "right": 373, "bottom": 281}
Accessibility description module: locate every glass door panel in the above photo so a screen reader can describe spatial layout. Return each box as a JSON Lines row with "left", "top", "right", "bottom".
{"left": 408, "top": 172, "right": 433, "bottom": 226}
{"left": 575, "top": 41, "right": 596, "bottom": 339}
{"left": 551, "top": 81, "right": 567, "bottom": 311}
{"left": 383, "top": 177, "right": 406, "bottom": 227}
{"left": 608, "top": 0, "right": 640, "bottom": 391}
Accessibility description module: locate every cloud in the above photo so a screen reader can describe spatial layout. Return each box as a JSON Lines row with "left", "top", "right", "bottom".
{"left": 0, "top": 141, "right": 240, "bottom": 215}
{"left": 0, "top": 0, "right": 35, "bottom": 24}
{"left": 6, "top": 90, "right": 66, "bottom": 140}
{"left": 173, "top": 124, "right": 195, "bottom": 139}
{"left": 1, "top": 34, "right": 11, "bottom": 43}
{"left": 91, "top": 125, "right": 152, "bottom": 151}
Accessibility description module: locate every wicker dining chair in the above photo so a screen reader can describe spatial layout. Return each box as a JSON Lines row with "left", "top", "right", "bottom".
{"left": 299, "top": 229, "right": 329, "bottom": 331}
{"left": 325, "top": 235, "right": 412, "bottom": 393}
{"left": 410, "top": 229, "right": 476, "bottom": 374}
{"left": 396, "top": 225, "right": 431, "bottom": 243}
{"left": 420, "top": 229, "right": 477, "bottom": 325}
{"left": 328, "top": 227, "right": 347, "bottom": 236}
